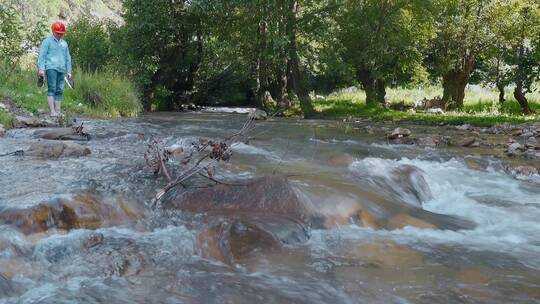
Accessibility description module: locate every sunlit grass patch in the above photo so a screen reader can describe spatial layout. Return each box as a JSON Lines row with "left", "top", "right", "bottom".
{"left": 0, "top": 111, "right": 13, "bottom": 128}
{"left": 314, "top": 86, "right": 540, "bottom": 126}
{"left": 1, "top": 61, "right": 141, "bottom": 118}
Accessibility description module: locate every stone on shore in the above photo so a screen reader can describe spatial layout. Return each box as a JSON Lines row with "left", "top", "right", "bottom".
{"left": 388, "top": 127, "right": 411, "bottom": 139}
{"left": 13, "top": 116, "right": 56, "bottom": 128}
{"left": 457, "top": 137, "right": 477, "bottom": 147}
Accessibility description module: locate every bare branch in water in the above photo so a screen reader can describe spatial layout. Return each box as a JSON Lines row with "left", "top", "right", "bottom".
{"left": 72, "top": 122, "right": 91, "bottom": 140}
{"left": 146, "top": 112, "right": 260, "bottom": 201}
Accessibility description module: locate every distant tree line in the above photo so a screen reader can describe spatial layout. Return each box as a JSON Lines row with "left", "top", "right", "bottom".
{"left": 2, "top": 0, "right": 539, "bottom": 115}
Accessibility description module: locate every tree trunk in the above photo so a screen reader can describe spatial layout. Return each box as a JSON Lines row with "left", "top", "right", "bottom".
{"left": 357, "top": 69, "right": 385, "bottom": 105}
{"left": 513, "top": 82, "right": 531, "bottom": 115}
{"left": 287, "top": 0, "right": 315, "bottom": 118}
{"left": 376, "top": 79, "right": 386, "bottom": 104}
{"left": 142, "top": 85, "right": 155, "bottom": 112}
{"left": 442, "top": 55, "right": 475, "bottom": 110}
{"left": 276, "top": 0, "right": 289, "bottom": 110}
{"left": 255, "top": 0, "right": 272, "bottom": 109}
{"left": 276, "top": 65, "right": 289, "bottom": 109}
{"left": 441, "top": 70, "right": 468, "bottom": 110}
{"left": 496, "top": 82, "right": 505, "bottom": 105}
{"left": 363, "top": 80, "right": 377, "bottom": 105}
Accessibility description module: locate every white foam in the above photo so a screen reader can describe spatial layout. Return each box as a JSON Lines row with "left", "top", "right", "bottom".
{"left": 230, "top": 142, "right": 281, "bottom": 161}
{"left": 341, "top": 157, "right": 540, "bottom": 266}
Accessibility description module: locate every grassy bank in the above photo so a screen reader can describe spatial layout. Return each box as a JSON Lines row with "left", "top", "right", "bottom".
{"left": 314, "top": 86, "right": 540, "bottom": 126}
{"left": 0, "top": 63, "right": 141, "bottom": 128}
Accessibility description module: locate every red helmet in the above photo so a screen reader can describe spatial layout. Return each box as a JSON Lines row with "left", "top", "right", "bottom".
{"left": 51, "top": 22, "right": 66, "bottom": 34}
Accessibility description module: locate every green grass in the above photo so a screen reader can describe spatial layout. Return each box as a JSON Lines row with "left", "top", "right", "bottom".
{"left": 0, "top": 111, "right": 13, "bottom": 128}
{"left": 313, "top": 86, "right": 540, "bottom": 126}
{"left": 1, "top": 62, "right": 141, "bottom": 123}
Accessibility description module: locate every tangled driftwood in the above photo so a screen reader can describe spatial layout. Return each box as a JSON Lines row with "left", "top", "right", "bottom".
{"left": 145, "top": 113, "right": 258, "bottom": 201}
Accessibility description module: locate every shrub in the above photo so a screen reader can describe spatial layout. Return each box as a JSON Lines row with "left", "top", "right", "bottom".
{"left": 0, "top": 111, "right": 13, "bottom": 129}
{"left": 65, "top": 17, "right": 113, "bottom": 72}
{"left": 0, "top": 3, "right": 25, "bottom": 81}
{"left": 70, "top": 70, "right": 141, "bottom": 117}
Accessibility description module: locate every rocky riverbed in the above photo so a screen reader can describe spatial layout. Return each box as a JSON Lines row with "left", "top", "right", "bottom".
{"left": 0, "top": 111, "right": 539, "bottom": 303}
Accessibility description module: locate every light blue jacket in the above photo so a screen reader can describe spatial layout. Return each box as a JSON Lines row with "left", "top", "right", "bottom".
{"left": 37, "top": 36, "right": 72, "bottom": 74}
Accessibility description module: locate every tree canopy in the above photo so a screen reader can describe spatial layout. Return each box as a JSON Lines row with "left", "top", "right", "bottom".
{"left": 4, "top": 0, "right": 539, "bottom": 115}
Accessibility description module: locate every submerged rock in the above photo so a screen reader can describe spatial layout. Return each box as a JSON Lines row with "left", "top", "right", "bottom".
{"left": 326, "top": 153, "right": 354, "bottom": 167}
{"left": 0, "top": 193, "right": 143, "bottom": 234}
{"left": 165, "top": 175, "right": 311, "bottom": 228}
{"left": 25, "top": 141, "right": 91, "bottom": 159}
{"left": 165, "top": 175, "right": 312, "bottom": 265}
{"left": 386, "top": 213, "right": 437, "bottom": 230}
{"left": 0, "top": 273, "right": 16, "bottom": 298}
{"left": 34, "top": 128, "right": 90, "bottom": 141}
{"left": 198, "top": 218, "right": 283, "bottom": 266}
{"left": 341, "top": 240, "right": 424, "bottom": 268}
{"left": 358, "top": 209, "right": 384, "bottom": 229}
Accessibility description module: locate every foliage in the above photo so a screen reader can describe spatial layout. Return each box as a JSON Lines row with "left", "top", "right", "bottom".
{"left": 3, "top": 0, "right": 540, "bottom": 117}
{"left": 0, "top": 62, "right": 141, "bottom": 118}
{"left": 0, "top": 111, "right": 13, "bottom": 129}
{"left": 121, "top": 0, "right": 203, "bottom": 111}
{"left": 65, "top": 17, "right": 113, "bottom": 72}
{"left": 335, "top": 0, "right": 434, "bottom": 104}
{"left": 71, "top": 70, "right": 141, "bottom": 117}
{"left": 314, "top": 86, "right": 540, "bottom": 126}
{"left": 0, "top": 3, "right": 25, "bottom": 79}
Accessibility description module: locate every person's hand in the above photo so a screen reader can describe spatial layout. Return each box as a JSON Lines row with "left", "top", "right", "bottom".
{"left": 67, "top": 73, "right": 72, "bottom": 80}
{"left": 38, "top": 70, "right": 45, "bottom": 77}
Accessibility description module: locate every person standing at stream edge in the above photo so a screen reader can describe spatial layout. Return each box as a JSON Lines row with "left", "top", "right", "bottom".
{"left": 37, "top": 21, "right": 72, "bottom": 117}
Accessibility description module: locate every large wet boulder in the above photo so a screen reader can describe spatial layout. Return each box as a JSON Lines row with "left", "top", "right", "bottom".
{"left": 25, "top": 141, "right": 91, "bottom": 159}
{"left": 0, "top": 193, "right": 143, "bottom": 234}
{"left": 165, "top": 175, "right": 311, "bottom": 228}
{"left": 362, "top": 164, "right": 433, "bottom": 208}
{"left": 164, "top": 175, "right": 312, "bottom": 265}
{"left": 0, "top": 124, "right": 5, "bottom": 137}
{"left": 198, "top": 218, "right": 283, "bottom": 266}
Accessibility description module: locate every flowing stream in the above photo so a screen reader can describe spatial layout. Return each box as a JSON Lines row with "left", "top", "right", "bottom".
{"left": 1, "top": 112, "right": 539, "bottom": 303}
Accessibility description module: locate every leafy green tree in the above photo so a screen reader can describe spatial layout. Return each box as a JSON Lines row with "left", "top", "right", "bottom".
{"left": 65, "top": 17, "right": 112, "bottom": 72}
{"left": 0, "top": 2, "right": 46, "bottom": 82}
{"left": 427, "top": 0, "right": 498, "bottom": 110}
{"left": 336, "top": 0, "right": 434, "bottom": 105}
{"left": 121, "top": 0, "right": 204, "bottom": 111}
{"left": 0, "top": 3, "right": 25, "bottom": 80}
{"left": 195, "top": 0, "right": 330, "bottom": 116}
{"left": 502, "top": 0, "right": 540, "bottom": 114}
